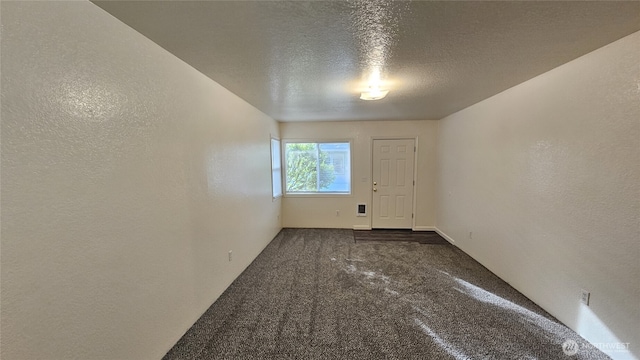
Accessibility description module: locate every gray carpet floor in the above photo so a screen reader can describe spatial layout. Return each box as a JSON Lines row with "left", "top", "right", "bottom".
{"left": 163, "top": 228, "right": 609, "bottom": 360}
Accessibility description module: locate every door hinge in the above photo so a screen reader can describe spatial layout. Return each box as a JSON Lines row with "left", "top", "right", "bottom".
{"left": 412, "top": 213, "right": 414, "bottom": 219}
{"left": 413, "top": 180, "right": 415, "bottom": 186}
{"left": 414, "top": 146, "right": 416, "bottom": 152}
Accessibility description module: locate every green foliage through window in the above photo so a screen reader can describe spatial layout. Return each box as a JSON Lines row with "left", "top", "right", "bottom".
{"left": 285, "top": 142, "right": 350, "bottom": 194}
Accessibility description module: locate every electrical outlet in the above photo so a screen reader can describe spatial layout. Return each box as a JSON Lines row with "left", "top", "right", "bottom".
{"left": 228, "top": 251, "right": 233, "bottom": 262}
{"left": 580, "top": 289, "right": 590, "bottom": 306}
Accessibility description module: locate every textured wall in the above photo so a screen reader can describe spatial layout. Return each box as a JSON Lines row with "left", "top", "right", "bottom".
{"left": 436, "top": 32, "right": 640, "bottom": 359}
{"left": 1, "top": 2, "right": 280, "bottom": 359}
{"left": 280, "top": 120, "right": 437, "bottom": 230}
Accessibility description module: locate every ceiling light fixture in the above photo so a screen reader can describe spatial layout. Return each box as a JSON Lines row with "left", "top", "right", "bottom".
{"left": 360, "top": 85, "right": 389, "bottom": 101}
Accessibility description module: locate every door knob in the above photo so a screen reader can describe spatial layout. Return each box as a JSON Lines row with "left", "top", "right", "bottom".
{"left": 373, "top": 181, "right": 377, "bottom": 185}
{"left": 373, "top": 188, "right": 377, "bottom": 192}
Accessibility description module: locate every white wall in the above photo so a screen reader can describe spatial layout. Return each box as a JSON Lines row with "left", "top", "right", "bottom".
{"left": 0, "top": 2, "right": 281, "bottom": 359}
{"left": 436, "top": 32, "right": 640, "bottom": 359}
{"left": 280, "top": 120, "right": 437, "bottom": 230}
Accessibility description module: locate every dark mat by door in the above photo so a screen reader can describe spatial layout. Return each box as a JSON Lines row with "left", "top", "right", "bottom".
{"left": 353, "top": 229, "right": 449, "bottom": 244}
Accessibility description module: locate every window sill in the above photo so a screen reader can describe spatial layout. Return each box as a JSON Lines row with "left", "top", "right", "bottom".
{"left": 284, "top": 193, "right": 352, "bottom": 198}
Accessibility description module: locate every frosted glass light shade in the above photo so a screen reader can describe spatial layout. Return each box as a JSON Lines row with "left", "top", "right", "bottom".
{"left": 360, "top": 89, "right": 389, "bottom": 100}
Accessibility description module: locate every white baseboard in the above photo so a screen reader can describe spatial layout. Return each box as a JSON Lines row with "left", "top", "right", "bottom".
{"left": 353, "top": 225, "right": 372, "bottom": 230}
{"left": 434, "top": 227, "right": 456, "bottom": 244}
{"left": 412, "top": 226, "right": 436, "bottom": 232}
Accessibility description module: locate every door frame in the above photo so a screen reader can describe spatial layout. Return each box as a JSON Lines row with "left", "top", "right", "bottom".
{"left": 369, "top": 136, "right": 419, "bottom": 230}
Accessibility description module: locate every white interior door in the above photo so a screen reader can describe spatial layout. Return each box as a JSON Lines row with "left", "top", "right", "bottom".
{"left": 372, "top": 139, "right": 415, "bottom": 229}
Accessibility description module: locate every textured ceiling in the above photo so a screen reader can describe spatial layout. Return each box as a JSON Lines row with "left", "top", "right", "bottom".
{"left": 93, "top": 1, "right": 640, "bottom": 122}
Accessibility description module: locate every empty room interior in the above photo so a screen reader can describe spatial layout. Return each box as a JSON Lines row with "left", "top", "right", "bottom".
{"left": 1, "top": 1, "right": 639, "bottom": 359}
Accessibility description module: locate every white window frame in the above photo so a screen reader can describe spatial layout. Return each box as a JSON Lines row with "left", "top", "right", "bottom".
{"left": 270, "top": 137, "right": 283, "bottom": 199}
{"left": 283, "top": 139, "right": 352, "bottom": 197}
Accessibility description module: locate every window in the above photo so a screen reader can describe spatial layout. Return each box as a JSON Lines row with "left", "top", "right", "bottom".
{"left": 284, "top": 141, "right": 351, "bottom": 194}
{"left": 329, "top": 152, "right": 345, "bottom": 175}
{"left": 270, "top": 138, "right": 282, "bottom": 198}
